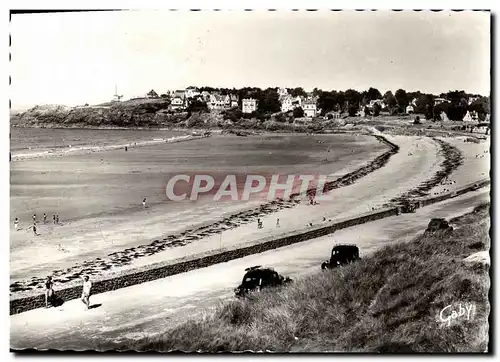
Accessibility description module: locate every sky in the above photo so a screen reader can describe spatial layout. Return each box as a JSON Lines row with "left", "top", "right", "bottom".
{"left": 10, "top": 10, "right": 490, "bottom": 109}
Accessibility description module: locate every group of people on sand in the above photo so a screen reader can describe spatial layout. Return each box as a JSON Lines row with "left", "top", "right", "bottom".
{"left": 45, "top": 275, "right": 93, "bottom": 310}
{"left": 14, "top": 213, "right": 61, "bottom": 235}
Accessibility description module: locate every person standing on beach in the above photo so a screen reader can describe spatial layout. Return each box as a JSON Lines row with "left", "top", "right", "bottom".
{"left": 81, "top": 276, "right": 92, "bottom": 310}
{"left": 14, "top": 218, "right": 19, "bottom": 231}
{"left": 52, "top": 214, "right": 56, "bottom": 224}
{"left": 125, "top": 146, "right": 128, "bottom": 152}
{"left": 28, "top": 223, "right": 38, "bottom": 236}
{"left": 45, "top": 276, "right": 54, "bottom": 308}
{"left": 43, "top": 213, "right": 47, "bottom": 224}
{"left": 143, "top": 198, "right": 147, "bottom": 209}
{"left": 276, "top": 218, "right": 280, "bottom": 228}
{"left": 56, "top": 214, "right": 59, "bottom": 224}
{"left": 32, "top": 213, "right": 36, "bottom": 223}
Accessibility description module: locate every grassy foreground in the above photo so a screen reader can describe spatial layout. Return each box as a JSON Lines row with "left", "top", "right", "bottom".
{"left": 124, "top": 204, "right": 490, "bottom": 353}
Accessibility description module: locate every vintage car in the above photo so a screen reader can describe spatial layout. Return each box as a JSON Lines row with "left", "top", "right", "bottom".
{"left": 234, "top": 266, "right": 292, "bottom": 298}
{"left": 321, "top": 244, "right": 360, "bottom": 270}
{"left": 400, "top": 199, "right": 421, "bottom": 213}
{"left": 425, "top": 218, "right": 453, "bottom": 234}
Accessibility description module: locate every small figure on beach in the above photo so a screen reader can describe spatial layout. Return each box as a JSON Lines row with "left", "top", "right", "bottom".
{"left": 125, "top": 146, "right": 128, "bottom": 152}
{"left": 143, "top": 198, "right": 147, "bottom": 209}
{"left": 53, "top": 214, "right": 56, "bottom": 224}
{"left": 43, "top": 213, "right": 47, "bottom": 224}
{"left": 276, "top": 218, "right": 280, "bottom": 228}
{"left": 14, "top": 218, "right": 19, "bottom": 231}
{"left": 28, "top": 223, "right": 39, "bottom": 236}
{"left": 32, "top": 213, "right": 36, "bottom": 223}
{"left": 81, "top": 275, "right": 92, "bottom": 310}
{"left": 45, "top": 276, "right": 54, "bottom": 308}
{"left": 257, "top": 218, "right": 263, "bottom": 229}
{"left": 56, "top": 214, "right": 59, "bottom": 224}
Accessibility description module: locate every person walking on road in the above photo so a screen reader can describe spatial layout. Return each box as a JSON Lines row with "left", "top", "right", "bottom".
{"left": 81, "top": 276, "right": 92, "bottom": 310}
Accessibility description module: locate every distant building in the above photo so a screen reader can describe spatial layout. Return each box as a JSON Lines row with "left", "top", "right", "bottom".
{"left": 170, "top": 90, "right": 186, "bottom": 110}
{"left": 277, "top": 87, "right": 288, "bottom": 98}
{"left": 230, "top": 94, "right": 239, "bottom": 108}
{"left": 281, "top": 95, "right": 303, "bottom": 112}
{"left": 201, "top": 91, "right": 211, "bottom": 103}
{"left": 185, "top": 87, "right": 200, "bottom": 99}
{"left": 209, "top": 94, "right": 225, "bottom": 110}
{"left": 434, "top": 98, "right": 448, "bottom": 106}
{"left": 406, "top": 105, "right": 414, "bottom": 114}
{"left": 242, "top": 98, "right": 257, "bottom": 113}
{"left": 303, "top": 99, "right": 318, "bottom": 118}
{"left": 468, "top": 96, "right": 480, "bottom": 105}
{"left": 367, "top": 99, "right": 386, "bottom": 110}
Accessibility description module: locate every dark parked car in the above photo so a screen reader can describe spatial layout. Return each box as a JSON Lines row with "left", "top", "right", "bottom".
{"left": 425, "top": 218, "right": 453, "bottom": 233}
{"left": 234, "top": 266, "right": 292, "bottom": 297}
{"left": 321, "top": 244, "right": 360, "bottom": 269}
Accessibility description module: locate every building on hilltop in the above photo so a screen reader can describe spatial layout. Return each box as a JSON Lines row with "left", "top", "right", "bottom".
{"left": 242, "top": 98, "right": 258, "bottom": 113}
{"left": 209, "top": 94, "right": 225, "bottom": 110}
{"left": 230, "top": 94, "right": 239, "bottom": 108}
{"left": 302, "top": 99, "right": 318, "bottom": 118}
{"left": 277, "top": 87, "right": 288, "bottom": 99}
{"left": 434, "top": 97, "right": 448, "bottom": 106}
{"left": 185, "top": 87, "right": 200, "bottom": 99}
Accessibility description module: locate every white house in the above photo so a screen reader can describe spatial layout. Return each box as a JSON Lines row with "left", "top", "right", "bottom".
{"left": 303, "top": 99, "right": 318, "bottom": 118}
{"left": 367, "top": 99, "right": 386, "bottom": 110}
{"left": 281, "top": 95, "right": 294, "bottom": 112}
{"left": 170, "top": 96, "right": 185, "bottom": 110}
{"left": 201, "top": 91, "right": 211, "bottom": 103}
{"left": 208, "top": 94, "right": 225, "bottom": 110}
{"left": 277, "top": 87, "right": 288, "bottom": 98}
{"left": 185, "top": 87, "right": 200, "bottom": 99}
{"left": 242, "top": 98, "right": 257, "bottom": 113}
{"left": 434, "top": 98, "right": 448, "bottom": 106}
{"left": 406, "top": 105, "right": 414, "bottom": 114}
{"left": 230, "top": 94, "right": 239, "bottom": 108}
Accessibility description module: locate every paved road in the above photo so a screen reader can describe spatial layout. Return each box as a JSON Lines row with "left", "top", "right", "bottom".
{"left": 10, "top": 188, "right": 489, "bottom": 350}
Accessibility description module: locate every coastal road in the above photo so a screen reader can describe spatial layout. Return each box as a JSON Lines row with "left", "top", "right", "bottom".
{"left": 10, "top": 188, "right": 490, "bottom": 351}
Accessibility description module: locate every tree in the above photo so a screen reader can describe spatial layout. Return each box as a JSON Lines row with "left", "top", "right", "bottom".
{"left": 366, "top": 87, "right": 382, "bottom": 101}
{"left": 395, "top": 89, "right": 408, "bottom": 112}
{"left": 373, "top": 102, "right": 382, "bottom": 117}
{"left": 383, "top": 91, "right": 397, "bottom": 112}
{"left": 258, "top": 88, "right": 280, "bottom": 113}
{"left": 312, "top": 88, "right": 322, "bottom": 97}
{"left": 293, "top": 107, "right": 304, "bottom": 118}
{"left": 446, "top": 90, "right": 469, "bottom": 121}
{"left": 186, "top": 99, "right": 208, "bottom": 113}
{"left": 290, "top": 87, "right": 307, "bottom": 98}
{"left": 363, "top": 106, "right": 371, "bottom": 117}
{"left": 468, "top": 97, "right": 490, "bottom": 121}
{"left": 318, "top": 91, "right": 337, "bottom": 115}
{"left": 147, "top": 89, "right": 159, "bottom": 98}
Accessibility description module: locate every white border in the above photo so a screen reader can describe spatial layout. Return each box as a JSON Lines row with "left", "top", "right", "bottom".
{"left": 2, "top": 1, "right": 496, "bottom": 361}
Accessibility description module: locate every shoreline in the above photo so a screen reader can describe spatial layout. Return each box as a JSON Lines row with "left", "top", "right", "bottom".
{"left": 10, "top": 133, "right": 210, "bottom": 161}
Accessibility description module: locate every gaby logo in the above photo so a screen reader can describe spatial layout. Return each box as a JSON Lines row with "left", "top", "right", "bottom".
{"left": 164, "top": 173, "right": 334, "bottom": 202}
{"left": 438, "top": 302, "right": 476, "bottom": 327}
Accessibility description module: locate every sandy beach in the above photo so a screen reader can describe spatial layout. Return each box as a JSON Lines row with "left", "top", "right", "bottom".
{"left": 10, "top": 131, "right": 387, "bottom": 289}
